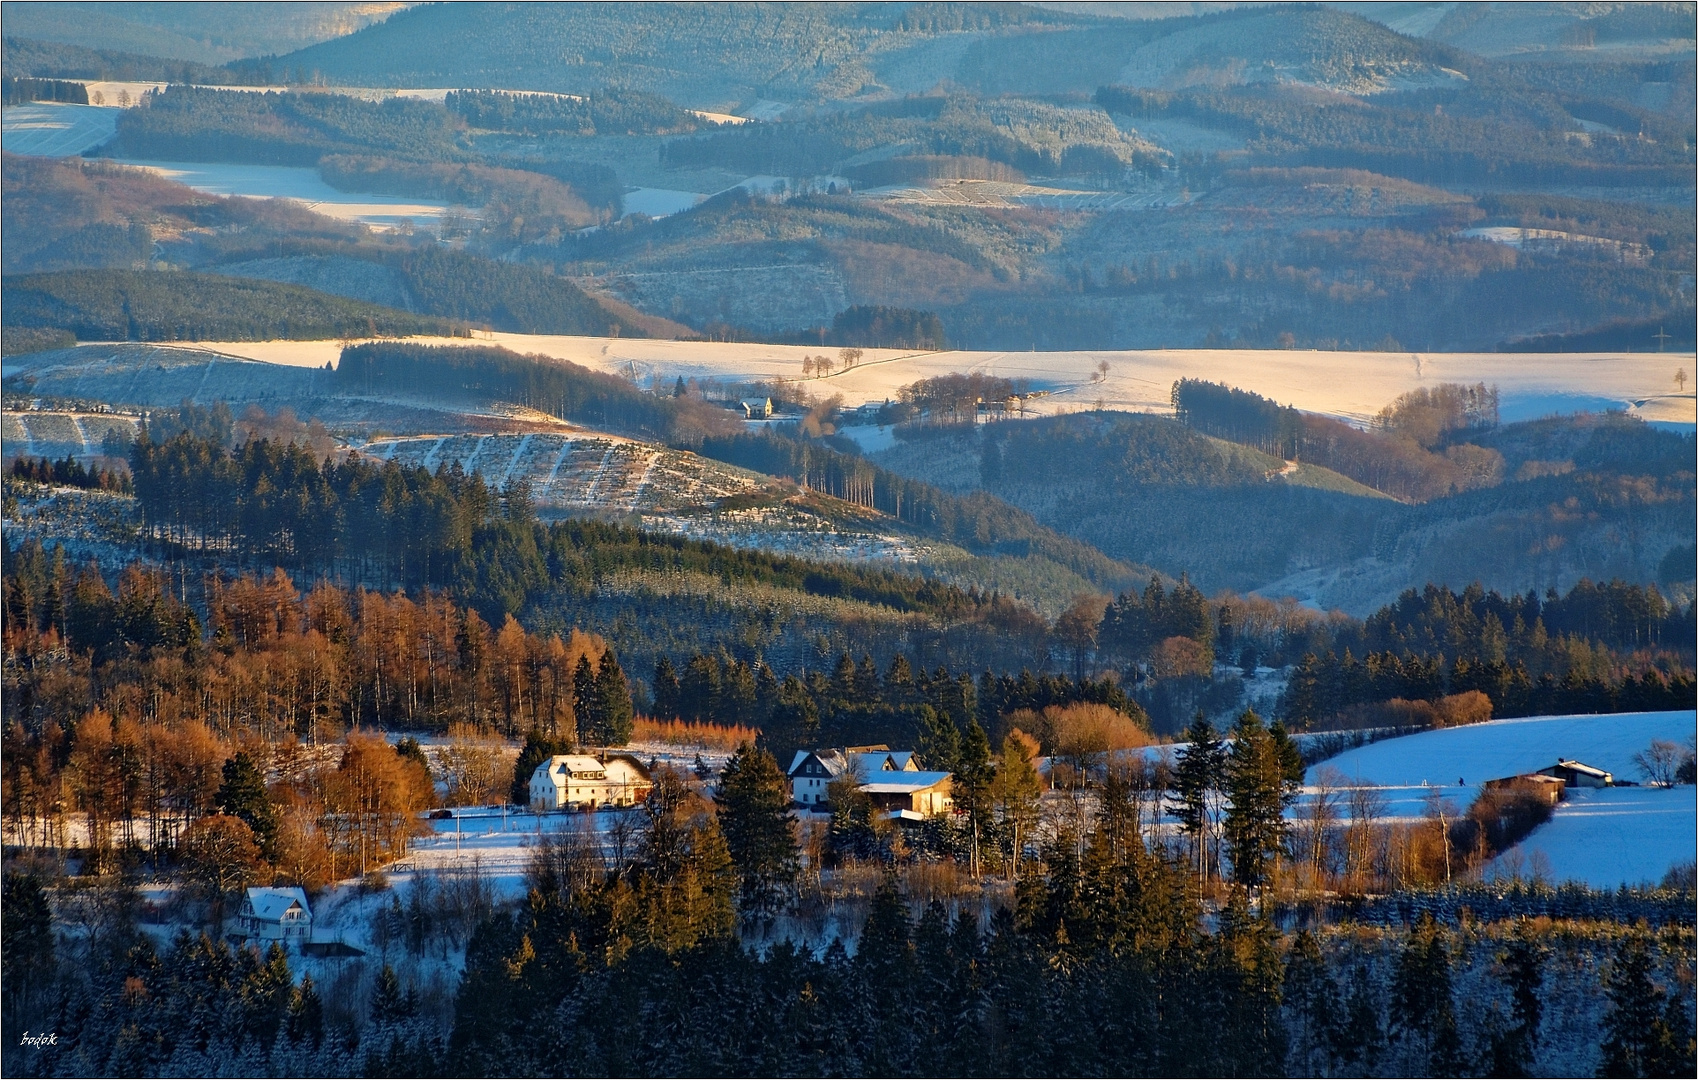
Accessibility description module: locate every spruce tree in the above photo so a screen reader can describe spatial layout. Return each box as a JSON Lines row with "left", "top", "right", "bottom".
{"left": 595, "top": 650, "right": 634, "bottom": 746}
{"left": 1336, "top": 965, "right": 1385, "bottom": 1074}
{"left": 215, "top": 751, "right": 279, "bottom": 860}
{"left": 1, "top": 871, "right": 55, "bottom": 1033}
{"left": 287, "top": 976, "right": 325, "bottom": 1047}
{"left": 1284, "top": 929, "right": 1342, "bottom": 1075}
{"left": 573, "top": 654, "right": 601, "bottom": 745}
{"left": 652, "top": 656, "right": 682, "bottom": 719}
{"left": 1224, "top": 710, "right": 1298, "bottom": 889}
{"left": 1598, "top": 930, "right": 1693, "bottom": 1078}
{"left": 1488, "top": 919, "right": 1544, "bottom": 1078}
{"left": 955, "top": 718, "right": 994, "bottom": 877}
{"left": 714, "top": 743, "right": 799, "bottom": 915}
{"left": 1169, "top": 714, "right": 1225, "bottom": 884}
{"left": 915, "top": 703, "right": 960, "bottom": 773}
{"left": 510, "top": 729, "right": 571, "bottom": 806}
{"left": 1392, "top": 913, "right": 1464, "bottom": 1076}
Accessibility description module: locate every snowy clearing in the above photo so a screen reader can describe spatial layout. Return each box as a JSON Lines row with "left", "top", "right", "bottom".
{"left": 1305, "top": 710, "right": 1695, "bottom": 788}
{"left": 1307, "top": 710, "right": 1697, "bottom": 887}
{"left": 1490, "top": 785, "right": 1697, "bottom": 888}
{"left": 182, "top": 334, "right": 1697, "bottom": 429}
{"left": 108, "top": 159, "right": 456, "bottom": 230}
{"left": 1, "top": 102, "right": 118, "bottom": 157}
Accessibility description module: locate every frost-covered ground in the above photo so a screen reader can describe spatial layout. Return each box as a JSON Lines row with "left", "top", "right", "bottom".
{"left": 109, "top": 160, "right": 455, "bottom": 230}
{"left": 186, "top": 333, "right": 1697, "bottom": 429}
{"left": 1307, "top": 710, "right": 1697, "bottom": 887}
{"left": 1494, "top": 785, "right": 1697, "bottom": 888}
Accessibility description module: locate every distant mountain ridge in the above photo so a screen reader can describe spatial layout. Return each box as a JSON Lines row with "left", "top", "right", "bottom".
{"left": 230, "top": 2, "right": 1459, "bottom": 105}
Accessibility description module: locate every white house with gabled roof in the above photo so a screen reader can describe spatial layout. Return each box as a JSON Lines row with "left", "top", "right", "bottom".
{"left": 786, "top": 744, "right": 939, "bottom": 810}
{"left": 530, "top": 753, "right": 653, "bottom": 810}
{"left": 240, "top": 887, "right": 311, "bottom": 942}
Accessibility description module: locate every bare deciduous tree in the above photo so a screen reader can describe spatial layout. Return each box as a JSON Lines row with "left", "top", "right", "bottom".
{"left": 1633, "top": 738, "right": 1685, "bottom": 787}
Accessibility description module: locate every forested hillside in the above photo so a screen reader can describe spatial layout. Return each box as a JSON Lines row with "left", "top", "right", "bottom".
{"left": 872, "top": 395, "right": 1695, "bottom": 608}
{"left": 0, "top": 270, "right": 455, "bottom": 342}
{"left": 0, "top": 155, "right": 654, "bottom": 338}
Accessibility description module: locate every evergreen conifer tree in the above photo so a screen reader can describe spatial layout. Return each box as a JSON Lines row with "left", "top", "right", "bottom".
{"left": 1224, "top": 710, "right": 1299, "bottom": 888}
{"left": 1488, "top": 919, "right": 1544, "bottom": 1077}
{"left": 595, "top": 650, "right": 634, "bottom": 745}
{"left": 1336, "top": 965, "right": 1385, "bottom": 1074}
{"left": 652, "top": 656, "right": 682, "bottom": 719}
{"left": 216, "top": 751, "right": 280, "bottom": 860}
{"left": 915, "top": 703, "right": 960, "bottom": 773}
{"left": 714, "top": 743, "right": 799, "bottom": 915}
{"left": 510, "top": 730, "right": 571, "bottom": 805}
{"left": 955, "top": 718, "right": 994, "bottom": 877}
{"left": 1284, "top": 929, "right": 1342, "bottom": 1075}
{"left": 1169, "top": 714, "right": 1225, "bottom": 884}
{"left": 1392, "top": 913, "right": 1464, "bottom": 1076}
{"left": 573, "top": 654, "right": 601, "bottom": 745}
{"left": 287, "top": 975, "right": 325, "bottom": 1047}
{"left": 1598, "top": 930, "right": 1693, "bottom": 1078}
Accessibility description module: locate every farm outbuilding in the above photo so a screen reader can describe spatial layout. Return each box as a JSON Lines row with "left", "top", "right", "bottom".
{"left": 1482, "top": 773, "right": 1568, "bottom": 807}
{"left": 1539, "top": 759, "right": 1615, "bottom": 788}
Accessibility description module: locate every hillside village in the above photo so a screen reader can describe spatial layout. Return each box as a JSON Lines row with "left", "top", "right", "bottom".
{"left": 3, "top": 2, "right": 1696, "bottom": 1077}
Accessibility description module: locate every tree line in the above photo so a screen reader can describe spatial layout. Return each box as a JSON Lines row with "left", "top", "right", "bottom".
{"left": 1094, "top": 72, "right": 1693, "bottom": 189}
{"left": 698, "top": 432, "right": 1137, "bottom": 594}
{"left": 106, "top": 86, "right": 471, "bottom": 167}
{"left": 646, "top": 648, "right": 1140, "bottom": 764}
{"left": 445, "top": 88, "right": 703, "bottom": 137}
{"left": 0, "top": 550, "right": 630, "bottom": 741}
{"left": 8, "top": 454, "right": 131, "bottom": 493}
{"left": 0, "top": 75, "right": 88, "bottom": 105}
{"left": 122, "top": 428, "right": 1034, "bottom": 630}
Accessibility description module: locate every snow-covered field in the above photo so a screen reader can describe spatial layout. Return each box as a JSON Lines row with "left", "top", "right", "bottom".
{"left": 1, "top": 102, "right": 118, "bottom": 157}
{"left": 1494, "top": 785, "right": 1696, "bottom": 889}
{"left": 108, "top": 160, "right": 455, "bottom": 230}
{"left": 182, "top": 333, "right": 1698, "bottom": 429}
{"left": 1308, "top": 710, "right": 1697, "bottom": 887}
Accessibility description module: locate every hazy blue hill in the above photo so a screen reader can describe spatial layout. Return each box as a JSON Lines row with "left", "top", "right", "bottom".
{"left": 241, "top": 2, "right": 914, "bottom": 105}
{"left": 0, "top": 2, "right": 404, "bottom": 65}
{"left": 252, "top": 2, "right": 1460, "bottom": 105}
{"left": 945, "top": 5, "right": 1457, "bottom": 97}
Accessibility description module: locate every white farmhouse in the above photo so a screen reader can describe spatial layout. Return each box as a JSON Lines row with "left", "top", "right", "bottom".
{"left": 785, "top": 745, "right": 929, "bottom": 808}
{"left": 239, "top": 887, "right": 312, "bottom": 942}
{"left": 529, "top": 753, "right": 653, "bottom": 810}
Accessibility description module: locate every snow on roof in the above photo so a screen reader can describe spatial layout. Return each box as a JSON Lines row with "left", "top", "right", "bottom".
{"left": 533, "top": 755, "right": 608, "bottom": 781}
{"left": 787, "top": 750, "right": 810, "bottom": 775}
{"left": 1553, "top": 759, "right": 1612, "bottom": 778}
{"left": 859, "top": 770, "right": 952, "bottom": 794}
{"left": 245, "top": 887, "right": 310, "bottom": 922}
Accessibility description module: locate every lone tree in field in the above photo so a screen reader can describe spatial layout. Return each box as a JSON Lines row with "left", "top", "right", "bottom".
{"left": 714, "top": 743, "right": 798, "bottom": 915}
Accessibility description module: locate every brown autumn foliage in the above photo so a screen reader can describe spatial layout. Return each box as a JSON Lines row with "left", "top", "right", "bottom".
{"left": 1, "top": 562, "right": 612, "bottom": 888}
